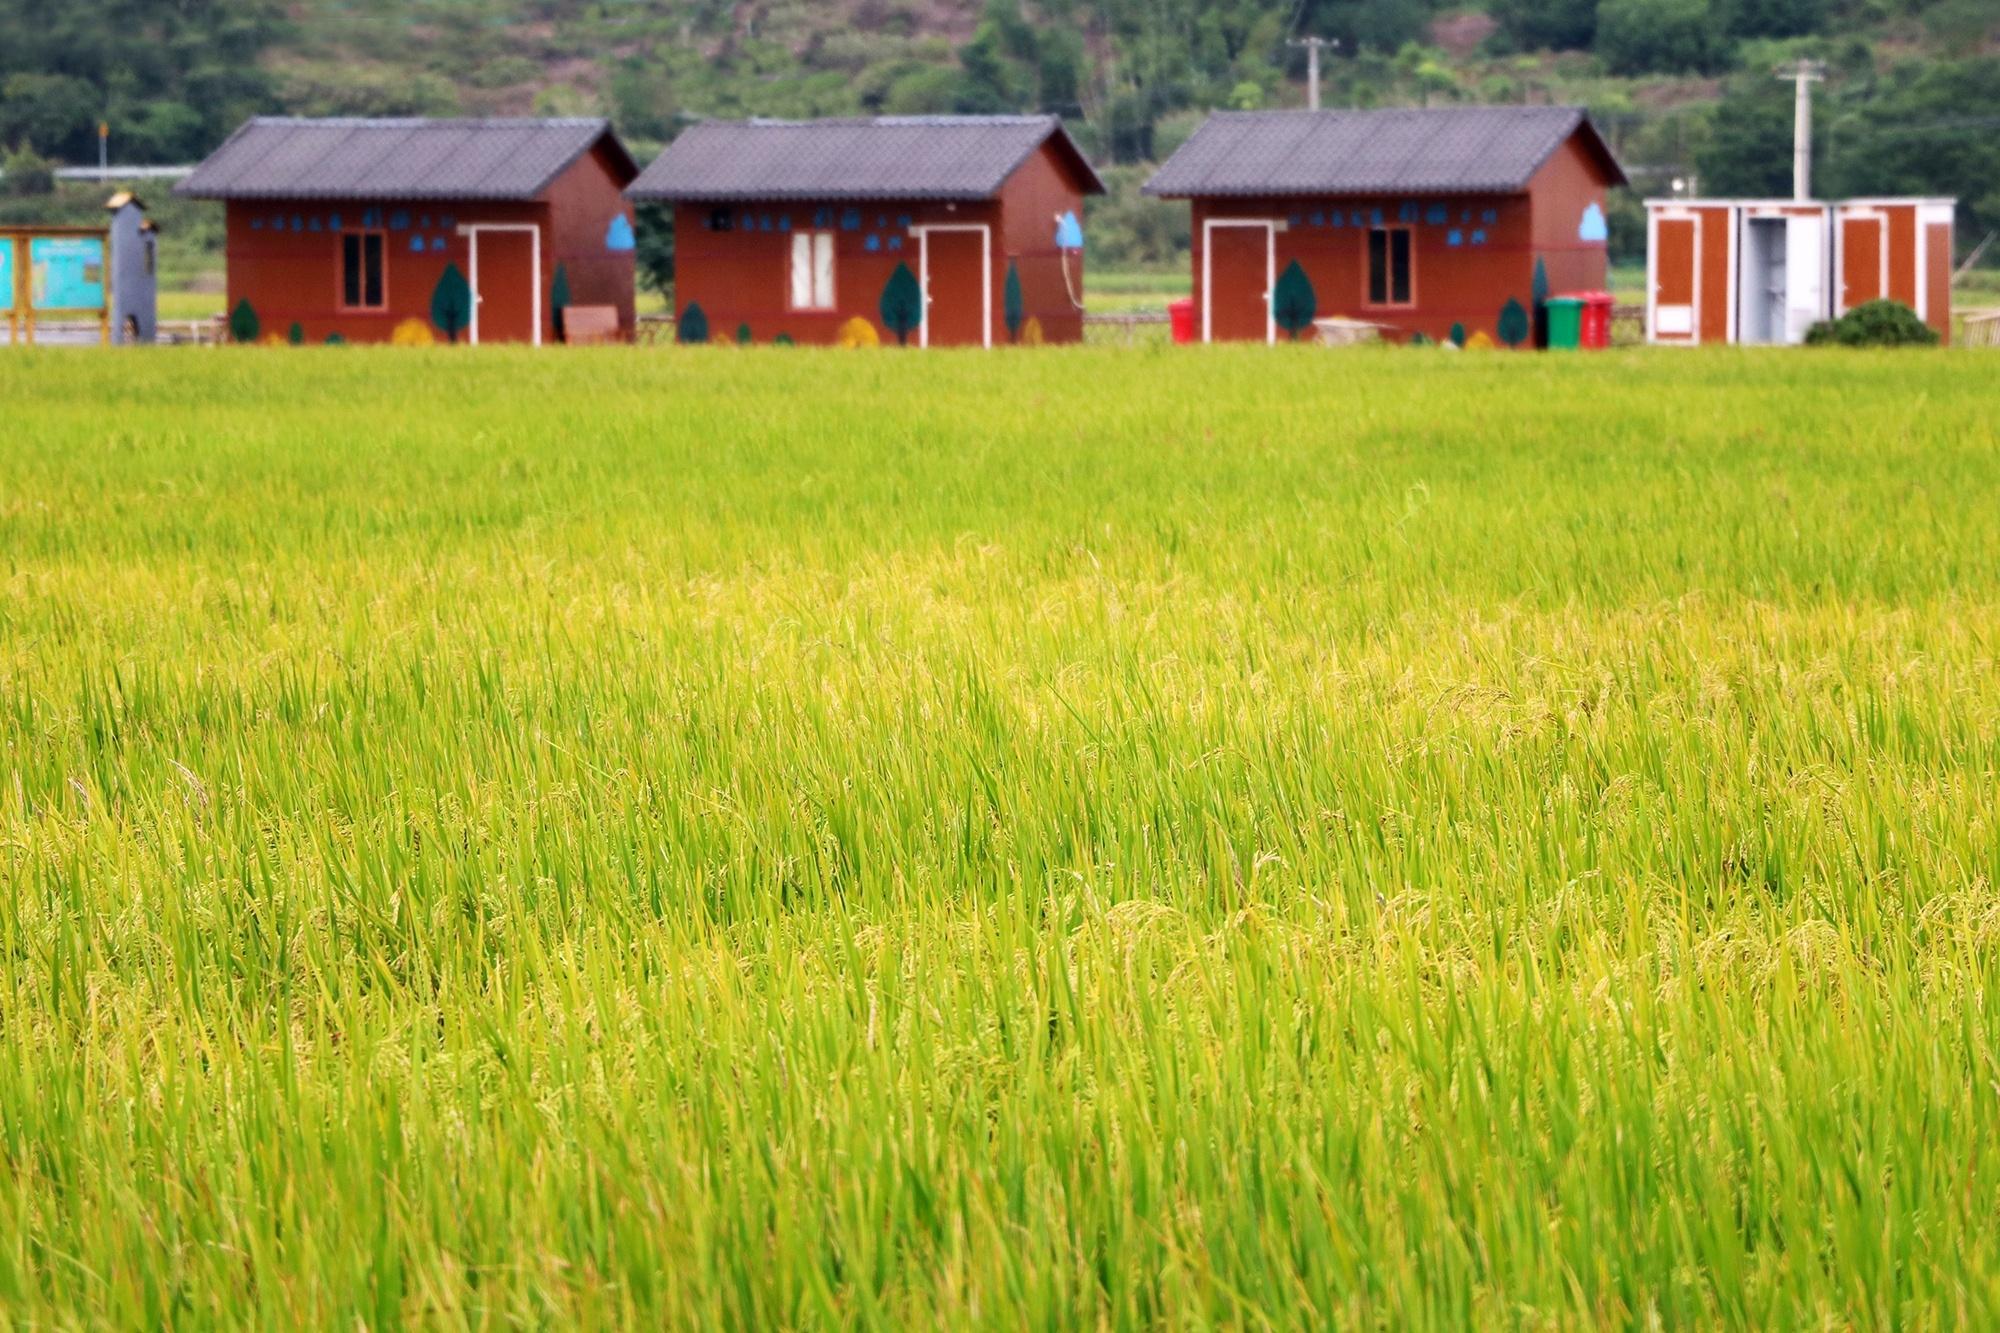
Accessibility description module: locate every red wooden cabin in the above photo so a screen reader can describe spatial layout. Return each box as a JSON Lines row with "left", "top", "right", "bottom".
{"left": 1144, "top": 106, "right": 1626, "bottom": 346}
{"left": 178, "top": 118, "right": 639, "bottom": 345}
{"left": 628, "top": 116, "right": 1104, "bottom": 347}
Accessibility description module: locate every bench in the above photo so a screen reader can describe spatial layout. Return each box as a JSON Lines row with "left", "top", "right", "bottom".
{"left": 562, "top": 305, "right": 622, "bottom": 345}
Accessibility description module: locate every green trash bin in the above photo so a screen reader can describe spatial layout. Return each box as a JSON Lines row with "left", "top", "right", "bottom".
{"left": 1544, "top": 296, "right": 1584, "bottom": 350}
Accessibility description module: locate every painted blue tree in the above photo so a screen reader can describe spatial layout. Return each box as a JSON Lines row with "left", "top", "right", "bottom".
{"left": 678, "top": 302, "right": 709, "bottom": 344}
{"left": 430, "top": 263, "right": 472, "bottom": 343}
{"left": 1271, "top": 260, "right": 1318, "bottom": 341}
{"left": 879, "top": 263, "right": 923, "bottom": 346}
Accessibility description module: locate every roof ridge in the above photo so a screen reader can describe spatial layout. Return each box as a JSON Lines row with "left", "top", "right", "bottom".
{"left": 245, "top": 115, "right": 611, "bottom": 128}
{"left": 1206, "top": 104, "right": 1586, "bottom": 118}
{"left": 729, "top": 114, "right": 1057, "bottom": 127}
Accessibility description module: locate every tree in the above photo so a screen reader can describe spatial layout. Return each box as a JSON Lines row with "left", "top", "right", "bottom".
{"left": 678, "top": 302, "right": 709, "bottom": 344}
{"left": 1449, "top": 322, "right": 1467, "bottom": 347}
{"left": 1596, "top": 0, "right": 1722, "bottom": 75}
{"left": 0, "top": 73, "right": 99, "bottom": 159}
{"left": 633, "top": 204, "right": 675, "bottom": 302}
{"left": 1497, "top": 298, "right": 1531, "bottom": 348}
{"left": 1003, "top": 261, "right": 1025, "bottom": 342}
{"left": 0, "top": 144, "right": 54, "bottom": 197}
{"left": 1489, "top": 0, "right": 1600, "bottom": 52}
{"left": 430, "top": 263, "right": 471, "bottom": 343}
{"left": 229, "top": 298, "right": 259, "bottom": 344}
{"left": 735, "top": 322, "right": 752, "bottom": 345}
{"left": 0, "top": 2, "right": 282, "bottom": 164}
{"left": 879, "top": 262, "right": 923, "bottom": 346}
{"left": 1725, "top": 0, "right": 1823, "bottom": 39}
{"left": 956, "top": 0, "right": 1037, "bottom": 114}
{"left": 287, "top": 322, "right": 304, "bottom": 345}
{"left": 1305, "top": 0, "right": 1442, "bottom": 55}
{"left": 1697, "top": 76, "right": 1798, "bottom": 197}
{"left": 1271, "top": 260, "right": 1318, "bottom": 340}
{"left": 550, "top": 263, "right": 571, "bottom": 342}
{"left": 1822, "top": 59, "right": 2000, "bottom": 246}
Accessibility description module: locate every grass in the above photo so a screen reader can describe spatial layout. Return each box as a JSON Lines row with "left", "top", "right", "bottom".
{"left": 3, "top": 344, "right": 1998, "bottom": 1328}
{"left": 155, "top": 288, "right": 227, "bottom": 322}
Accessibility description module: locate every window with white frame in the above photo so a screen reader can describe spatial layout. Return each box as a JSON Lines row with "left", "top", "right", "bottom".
{"left": 789, "top": 231, "right": 835, "bottom": 310}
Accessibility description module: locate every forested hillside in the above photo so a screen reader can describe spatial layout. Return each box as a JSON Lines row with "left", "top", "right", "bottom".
{"left": 2, "top": 0, "right": 1995, "bottom": 269}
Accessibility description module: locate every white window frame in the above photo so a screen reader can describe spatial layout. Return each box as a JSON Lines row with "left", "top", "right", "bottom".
{"left": 1201, "top": 218, "right": 1277, "bottom": 345}
{"left": 789, "top": 230, "right": 836, "bottom": 311}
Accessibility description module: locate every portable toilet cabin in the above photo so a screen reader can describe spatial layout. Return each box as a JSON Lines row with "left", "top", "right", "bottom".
{"left": 1646, "top": 195, "right": 1954, "bottom": 346}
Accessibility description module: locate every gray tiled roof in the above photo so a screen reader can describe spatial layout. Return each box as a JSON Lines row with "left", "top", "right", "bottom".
{"left": 626, "top": 115, "right": 1105, "bottom": 202}
{"left": 1143, "top": 106, "right": 1625, "bottom": 198}
{"left": 175, "top": 118, "right": 638, "bottom": 201}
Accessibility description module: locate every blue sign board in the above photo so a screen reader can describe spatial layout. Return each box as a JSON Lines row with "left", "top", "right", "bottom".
{"left": 30, "top": 236, "right": 106, "bottom": 311}
{"left": 0, "top": 241, "right": 13, "bottom": 312}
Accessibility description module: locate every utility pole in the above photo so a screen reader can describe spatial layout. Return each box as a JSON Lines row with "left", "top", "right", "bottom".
{"left": 98, "top": 120, "right": 109, "bottom": 175}
{"left": 1287, "top": 36, "right": 1338, "bottom": 111}
{"left": 1775, "top": 58, "right": 1825, "bottom": 200}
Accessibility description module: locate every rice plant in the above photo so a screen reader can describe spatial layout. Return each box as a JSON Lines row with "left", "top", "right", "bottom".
{"left": 1, "top": 344, "right": 1996, "bottom": 1328}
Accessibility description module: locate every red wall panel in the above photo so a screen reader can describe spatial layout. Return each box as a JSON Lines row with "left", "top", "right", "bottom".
{"left": 995, "top": 141, "right": 1092, "bottom": 344}
{"left": 1697, "top": 206, "right": 1733, "bottom": 345}
{"left": 546, "top": 142, "right": 639, "bottom": 338}
{"left": 1527, "top": 136, "right": 1612, "bottom": 298}
{"left": 1925, "top": 221, "right": 1952, "bottom": 345}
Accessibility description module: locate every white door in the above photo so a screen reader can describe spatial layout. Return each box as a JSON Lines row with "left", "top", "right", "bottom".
{"left": 1782, "top": 214, "right": 1827, "bottom": 344}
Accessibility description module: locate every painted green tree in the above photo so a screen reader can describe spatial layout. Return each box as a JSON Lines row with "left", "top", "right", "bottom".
{"left": 431, "top": 263, "right": 472, "bottom": 343}
{"left": 1003, "top": 260, "right": 1025, "bottom": 343}
{"left": 1449, "top": 322, "right": 1467, "bottom": 347}
{"left": 287, "top": 321, "right": 304, "bottom": 346}
{"left": 678, "top": 301, "right": 709, "bottom": 344}
{"left": 1271, "top": 260, "right": 1317, "bottom": 340}
{"left": 228, "top": 298, "right": 259, "bottom": 344}
{"left": 551, "top": 263, "right": 572, "bottom": 342}
{"left": 736, "top": 322, "right": 752, "bottom": 345}
{"left": 1497, "top": 298, "right": 1531, "bottom": 348}
{"left": 879, "top": 262, "right": 923, "bottom": 346}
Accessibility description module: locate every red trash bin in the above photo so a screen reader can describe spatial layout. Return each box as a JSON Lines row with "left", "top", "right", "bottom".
{"left": 1167, "top": 297, "right": 1197, "bottom": 344}
{"left": 1575, "top": 290, "right": 1613, "bottom": 350}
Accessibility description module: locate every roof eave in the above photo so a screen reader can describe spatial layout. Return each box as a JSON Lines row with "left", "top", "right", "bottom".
{"left": 1141, "top": 182, "right": 1529, "bottom": 199}
{"left": 624, "top": 186, "right": 999, "bottom": 204}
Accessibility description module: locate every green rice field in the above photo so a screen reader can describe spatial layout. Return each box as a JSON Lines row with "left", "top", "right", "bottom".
{"left": 3, "top": 345, "right": 1998, "bottom": 1327}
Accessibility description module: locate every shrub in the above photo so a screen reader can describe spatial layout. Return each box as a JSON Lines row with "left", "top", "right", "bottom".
{"left": 0, "top": 144, "right": 56, "bottom": 198}
{"left": 1804, "top": 300, "right": 1939, "bottom": 347}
